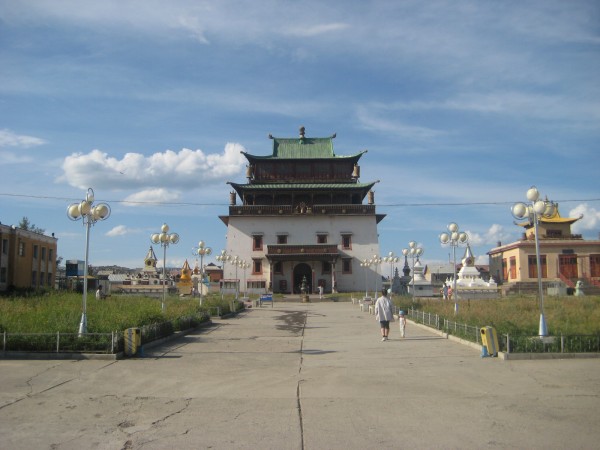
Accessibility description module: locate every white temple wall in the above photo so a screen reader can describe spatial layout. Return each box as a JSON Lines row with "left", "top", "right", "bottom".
{"left": 224, "top": 214, "right": 381, "bottom": 293}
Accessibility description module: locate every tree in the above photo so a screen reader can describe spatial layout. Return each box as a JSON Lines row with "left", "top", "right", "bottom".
{"left": 18, "top": 216, "right": 45, "bottom": 234}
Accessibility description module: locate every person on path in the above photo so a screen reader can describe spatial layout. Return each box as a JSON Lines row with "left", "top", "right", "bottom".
{"left": 375, "top": 288, "right": 394, "bottom": 341}
{"left": 96, "top": 285, "right": 106, "bottom": 300}
{"left": 398, "top": 310, "right": 407, "bottom": 338}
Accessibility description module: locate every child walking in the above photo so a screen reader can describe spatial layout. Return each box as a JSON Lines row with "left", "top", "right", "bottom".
{"left": 398, "top": 310, "right": 407, "bottom": 338}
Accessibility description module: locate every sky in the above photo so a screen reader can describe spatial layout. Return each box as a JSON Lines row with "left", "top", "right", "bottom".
{"left": 1, "top": 0, "right": 599, "bottom": 273}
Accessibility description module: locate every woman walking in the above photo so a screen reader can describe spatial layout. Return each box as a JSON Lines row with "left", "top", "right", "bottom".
{"left": 375, "top": 288, "right": 394, "bottom": 341}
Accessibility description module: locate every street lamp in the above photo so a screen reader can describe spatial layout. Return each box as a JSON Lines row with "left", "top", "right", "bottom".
{"left": 383, "top": 251, "right": 399, "bottom": 291}
{"left": 402, "top": 241, "right": 424, "bottom": 303}
{"left": 231, "top": 255, "right": 240, "bottom": 300}
{"left": 439, "top": 223, "right": 468, "bottom": 315}
{"left": 67, "top": 188, "right": 111, "bottom": 335}
{"left": 511, "top": 186, "right": 557, "bottom": 337}
{"left": 150, "top": 223, "right": 179, "bottom": 312}
{"left": 192, "top": 240, "right": 212, "bottom": 306}
{"left": 360, "top": 259, "right": 372, "bottom": 298}
{"left": 238, "top": 260, "right": 249, "bottom": 298}
{"left": 216, "top": 250, "right": 231, "bottom": 299}
{"left": 372, "top": 254, "right": 383, "bottom": 297}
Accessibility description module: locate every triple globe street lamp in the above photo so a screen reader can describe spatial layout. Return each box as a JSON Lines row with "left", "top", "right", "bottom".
{"left": 360, "top": 259, "right": 373, "bottom": 299}
{"left": 383, "top": 252, "right": 399, "bottom": 288}
{"left": 67, "top": 188, "right": 111, "bottom": 335}
{"left": 216, "top": 250, "right": 231, "bottom": 299}
{"left": 192, "top": 240, "right": 212, "bottom": 306}
{"left": 402, "top": 242, "right": 424, "bottom": 303}
{"left": 511, "top": 186, "right": 557, "bottom": 337}
{"left": 150, "top": 223, "right": 179, "bottom": 312}
{"left": 439, "top": 223, "right": 469, "bottom": 315}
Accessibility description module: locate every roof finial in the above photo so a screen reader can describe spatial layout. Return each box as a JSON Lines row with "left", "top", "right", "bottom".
{"left": 299, "top": 126, "right": 305, "bottom": 139}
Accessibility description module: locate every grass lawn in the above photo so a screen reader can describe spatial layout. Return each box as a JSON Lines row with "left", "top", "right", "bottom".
{"left": 0, "top": 291, "right": 232, "bottom": 334}
{"left": 392, "top": 294, "right": 600, "bottom": 336}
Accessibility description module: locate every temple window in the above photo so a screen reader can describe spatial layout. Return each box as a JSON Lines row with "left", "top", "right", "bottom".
{"left": 317, "top": 234, "right": 328, "bottom": 244}
{"left": 252, "top": 259, "right": 263, "bottom": 275}
{"left": 342, "top": 258, "right": 352, "bottom": 274}
{"left": 274, "top": 261, "right": 283, "bottom": 274}
{"left": 252, "top": 234, "right": 263, "bottom": 251}
{"left": 341, "top": 234, "right": 352, "bottom": 250}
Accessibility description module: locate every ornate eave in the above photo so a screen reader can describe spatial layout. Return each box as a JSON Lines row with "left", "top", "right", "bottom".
{"left": 228, "top": 181, "right": 377, "bottom": 194}
{"left": 266, "top": 244, "right": 340, "bottom": 262}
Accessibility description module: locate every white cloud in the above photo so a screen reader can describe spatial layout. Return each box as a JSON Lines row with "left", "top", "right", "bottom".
{"left": 286, "top": 23, "right": 349, "bottom": 37}
{"left": 467, "top": 224, "right": 513, "bottom": 247}
{"left": 106, "top": 225, "right": 130, "bottom": 237}
{"left": 0, "top": 129, "right": 46, "bottom": 148}
{"left": 59, "top": 143, "right": 246, "bottom": 191}
{"left": 123, "top": 188, "right": 181, "bottom": 206}
{"left": 569, "top": 203, "right": 600, "bottom": 233}
{"left": 0, "top": 151, "right": 33, "bottom": 164}
{"left": 355, "top": 105, "right": 444, "bottom": 141}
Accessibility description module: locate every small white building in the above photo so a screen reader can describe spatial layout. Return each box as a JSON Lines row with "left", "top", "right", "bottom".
{"left": 448, "top": 245, "right": 499, "bottom": 299}
{"left": 408, "top": 258, "right": 434, "bottom": 297}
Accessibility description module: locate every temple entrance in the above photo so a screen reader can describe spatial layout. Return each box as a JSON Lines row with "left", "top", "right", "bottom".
{"left": 293, "top": 263, "right": 312, "bottom": 294}
{"left": 559, "top": 254, "right": 578, "bottom": 279}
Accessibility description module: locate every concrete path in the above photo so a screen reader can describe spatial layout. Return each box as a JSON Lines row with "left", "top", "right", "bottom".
{"left": 1, "top": 302, "right": 599, "bottom": 449}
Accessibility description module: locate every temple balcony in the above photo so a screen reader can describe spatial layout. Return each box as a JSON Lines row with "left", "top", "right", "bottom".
{"left": 229, "top": 204, "right": 376, "bottom": 216}
{"left": 266, "top": 244, "right": 340, "bottom": 261}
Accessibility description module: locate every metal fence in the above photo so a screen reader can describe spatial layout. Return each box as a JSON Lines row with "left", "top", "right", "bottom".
{"left": 1, "top": 311, "right": 211, "bottom": 355}
{"left": 407, "top": 308, "right": 600, "bottom": 354}
{"left": 2, "top": 331, "right": 117, "bottom": 354}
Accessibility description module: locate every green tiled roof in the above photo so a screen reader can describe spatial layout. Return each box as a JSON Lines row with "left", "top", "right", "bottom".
{"left": 242, "top": 134, "right": 367, "bottom": 161}
{"left": 273, "top": 137, "right": 334, "bottom": 158}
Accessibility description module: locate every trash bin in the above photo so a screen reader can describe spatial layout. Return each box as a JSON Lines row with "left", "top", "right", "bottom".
{"left": 480, "top": 326, "right": 499, "bottom": 357}
{"left": 124, "top": 328, "right": 141, "bottom": 356}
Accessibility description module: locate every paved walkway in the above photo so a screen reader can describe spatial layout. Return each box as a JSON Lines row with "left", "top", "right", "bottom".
{"left": 1, "top": 302, "right": 599, "bottom": 449}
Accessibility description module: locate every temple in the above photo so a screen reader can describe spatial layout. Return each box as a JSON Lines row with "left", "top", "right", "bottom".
{"left": 220, "top": 127, "right": 385, "bottom": 294}
{"left": 489, "top": 206, "right": 600, "bottom": 294}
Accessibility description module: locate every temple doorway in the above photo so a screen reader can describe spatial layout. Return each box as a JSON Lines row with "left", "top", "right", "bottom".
{"left": 293, "top": 263, "right": 312, "bottom": 294}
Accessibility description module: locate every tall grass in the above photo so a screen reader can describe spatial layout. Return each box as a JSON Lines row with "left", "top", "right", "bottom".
{"left": 392, "top": 295, "right": 600, "bottom": 335}
{"left": 0, "top": 291, "right": 225, "bottom": 333}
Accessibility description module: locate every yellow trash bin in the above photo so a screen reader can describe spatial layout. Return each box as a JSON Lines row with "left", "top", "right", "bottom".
{"left": 480, "top": 326, "right": 499, "bottom": 357}
{"left": 124, "top": 328, "right": 141, "bottom": 356}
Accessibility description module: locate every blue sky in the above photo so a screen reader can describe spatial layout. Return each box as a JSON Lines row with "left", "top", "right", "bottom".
{"left": 1, "top": 0, "right": 599, "bottom": 272}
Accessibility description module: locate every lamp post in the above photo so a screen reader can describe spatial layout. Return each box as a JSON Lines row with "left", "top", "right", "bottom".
{"left": 192, "top": 240, "right": 212, "bottom": 306}
{"left": 360, "top": 258, "right": 372, "bottom": 298}
{"left": 384, "top": 252, "right": 399, "bottom": 293}
{"left": 232, "top": 255, "right": 240, "bottom": 300}
{"left": 372, "top": 254, "right": 383, "bottom": 297}
{"left": 67, "top": 188, "right": 111, "bottom": 335}
{"left": 439, "top": 223, "right": 468, "bottom": 315}
{"left": 402, "top": 241, "right": 424, "bottom": 303}
{"left": 238, "top": 260, "right": 249, "bottom": 298}
{"left": 150, "top": 223, "right": 179, "bottom": 313}
{"left": 216, "top": 250, "right": 231, "bottom": 299}
{"left": 511, "top": 186, "right": 557, "bottom": 337}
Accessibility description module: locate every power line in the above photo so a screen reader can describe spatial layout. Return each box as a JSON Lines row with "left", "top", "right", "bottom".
{"left": 1, "top": 192, "right": 599, "bottom": 207}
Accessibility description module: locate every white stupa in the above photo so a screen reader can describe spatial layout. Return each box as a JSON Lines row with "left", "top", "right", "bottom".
{"left": 446, "top": 245, "right": 498, "bottom": 299}
{"left": 409, "top": 257, "right": 434, "bottom": 297}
